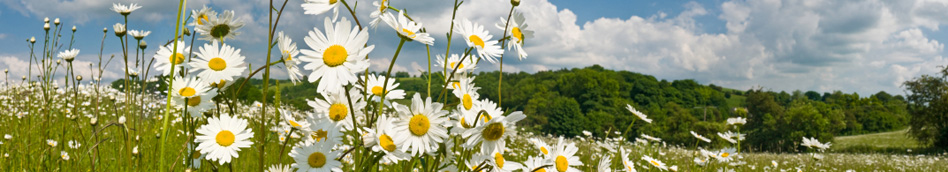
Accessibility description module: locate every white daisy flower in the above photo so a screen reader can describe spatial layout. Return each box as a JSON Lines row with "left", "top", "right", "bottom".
{"left": 189, "top": 6, "right": 217, "bottom": 26}
{"left": 308, "top": 88, "right": 365, "bottom": 130}
{"left": 152, "top": 41, "right": 191, "bottom": 76}
{"left": 715, "top": 148, "right": 738, "bottom": 162}
{"left": 496, "top": 10, "right": 533, "bottom": 60}
{"left": 190, "top": 41, "right": 247, "bottom": 84}
{"left": 367, "top": 115, "right": 410, "bottom": 164}
{"left": 113, "top": 23, "right": 126, "bottom": 36}
{"left": 278, "top": 31, "right": 304, "bottom": 84}
{"left": 463, "top": 108, "right": 525, "bottom": 154}
{"left": 642, "top": 155, "right": 668, "bottom": 171}
{"left": 454, "top": 18, "right": 503, "bottom": 63}
{"left": 363, "top": 74, "right": 406, "bottom": 104}
{"left": 438, "top": 54, "right": 476, "bottom": 74}
{"left": 58, "top": 49, "right": 79, "bottom": 62}
{"left": 550, "top": 137, "right": 584, "bottom": 172}
{"left": 194, "top": 10, "right": 244, "bottom": 41}
{"left": 195, "top": 114, "right": 254, "bottom": 164}
{"left": 598, "top": 155, "right": 613, "bottom": 172}
{"left": 171, "top": 76, "right": 210, "bottom": 99}
{"left": 369, "top": 0, "right": 390, "bottom": 29}
{"left": 528, "top": 138, "right": 552, "bottom": 157}
{"left": 522, "top": 156, "right": 552, "bottom": 172}
{"left": 691, "top": 131, "right": 711, "bottom": 143}
{"left": 717, "top": 132, "right": 737, "bottom": 144}
{"left": 68, "top": 140, "right": 81, "bottom": 149}
{"left": 391, "top": 93, "right": 449, "bottom": 156}
{"left": 111, "top": 3, "right": 142, "bottom": 16}
{"left": 129, "top": 30, "right": 151, "bottom": 40}
{"left": 452, "top": 76, "right": 480, "bottom": 111}
{"left": 489, "top": 151, "right": 523, "bottom": 172}
{"left": 621, "top": 148, "right": 637, "bottom": 172}
{"left": 60, "top": 151, "right": 70, "bottom": 160}
{"left": 173, "top": 89, "right": 218, "bottom": 118}
{"left": 640, "top": 134, "right": 661, "bottom": 142}
{"left": 627, "top": 104, "right": 651, "bottom": 123}
{"left": 300, "top": 17, "right": 373, "bottom": 94}
{"left": 267, "top": 164, "right": 293, "bottom": 172}
{"left": 302, "top": 114, "right": 343, "bottom": 145}
{"left": 289, "top": 141, "right": 343, "bottom": 172}
{"left": 187, "top": 143, "right": 205, "bottom": 169}
{"left": 726, "top": 117, "right": 747, "bottom": 126}
{"left": 301, "top": 0, "right": 341, "bottom": 20}
{"left": 280, "top": 108, "right": 310, "bottom": 131}
{"left": 382, "top": 11, "right": 434, "bottom": 45}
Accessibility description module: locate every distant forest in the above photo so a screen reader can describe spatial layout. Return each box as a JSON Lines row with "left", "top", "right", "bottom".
{"left": 117, "top": 65, "right": 909, "bottom": 152}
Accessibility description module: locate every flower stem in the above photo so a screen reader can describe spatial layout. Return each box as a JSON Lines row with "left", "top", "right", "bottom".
{"left": 159, "top": 0, "right": 187, "bottom": 169}
{"left": 376, "top": 38, "right": 407, "bottom": 118}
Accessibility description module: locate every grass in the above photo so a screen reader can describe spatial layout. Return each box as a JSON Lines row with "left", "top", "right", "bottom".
{"left": 831, "top": 129, "right": 936, "bottom": 154}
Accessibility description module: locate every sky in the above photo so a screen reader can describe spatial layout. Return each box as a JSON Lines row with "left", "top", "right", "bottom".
{"left": 0, "top": 0, "right": 947, "bottom": 96}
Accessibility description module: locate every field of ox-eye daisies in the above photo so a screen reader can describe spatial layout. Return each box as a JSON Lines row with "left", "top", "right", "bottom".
{"left": 1, "top": 0, "right": 947, "bottom": 171}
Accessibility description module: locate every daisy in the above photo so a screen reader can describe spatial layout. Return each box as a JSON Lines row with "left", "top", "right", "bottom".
{"left": 452, "top": 76, "right": 480, "bottom": 112}
{"left": 598, "top": 155, "right": 613, "bottom": 172}
{"left": 190, "top": 41, "right": 247, "bottom": 84}
{"left": 58, "top": 49, "right": 79, "bottom": 62}
{"left": 626, "top": 104, "right": 651, "bottom": 123}
{"left": 152, "top": 41, "right": 191, "bottom": 76}
{"left": 195, "top": 114, "right": 254, "bottom": 164}
{"left": 391, "top": 93, "right": 449, "bottom": 156}
{"left": 68, "top": 140, "right": 80, "bottom": 149}
{"left": 267, "top": 164, "right": 293, "bottom": 172}
{"left": 173, "top": 90, "right": 218, "bottom": 118}
{"left": 489, "top": 151, "right": 523, "bottom": 172}
{"left": 194, "top": 10, "right": 244, "bottom": 41}
{"left": 726, "top": 117, "right": 746, "bottom": 126}
{"left": 129, "top": 30, "right": 151, "bottom": 40}
{"left": 302, "top": 114, "right": 343, "bottom": 145}
{"left": 289, "top": 141, "right": 343, "bottom": 172}
{"left": 111, "top": 3, "right": 142, "bottom": 16}
{"left": 438, "top": 54, "right": 476, "bottom": 74}
{"left": 446, "top": 72, "right": 474, "bottom": 91}
{"left": 187, "top": 143, "right": 205, "bottom": 169}
{"left": 113, "top": 23, "right": 126, "bottom": 37}
{"left": 621, "top": 148, "right": 637, "bottom": 172}
{"left": 61, "top": 151, "right": 70, "bottom": 160}
{"left": 528, "top": 138, "right": 552, "bottom": 157}
{"left": 281, "top": 108, "right": 310, "bottom": 131}
{"left": 363, "top": 74, "right": 406, "bottom": 103}
{"left": 190, "top": 6, "right": 217, "bottom": 26}
{"left": 694, "top": 157, "right": 708, "bottom": 166}
{"left": 366, "top": 115, "right": 410, "bottom": 164}
{"left": 641, "top": 155, "right": 668, "bottom": 171}
{"left": 496, "top": 10, "right": 533, "bottom": 60}
{"left": 714, "top": 148, "right": 737, "bottom": 162}
{"left": 550, "top": 137, "right": 584, "bottom": 172}
{"left": 522, "top": 156, "right": 551, "bottom": 172}
{"left": 454, "top": 18, "right": 503, "bottom": 63}
{"left": 640, "top": 134, "right": 661, "bottom": 142}
{"left": 47, "top": 139, "right": 58, "bottom": 147}
{"left": 717, "top": 132, "right": 737, "bottom": 144}
{"left": 308, "top": 88, "right": 365, "bottom": 130}
{"left": 369, "top": 0, "right": 390, "bottom": 29}
{"left": 278, "top": 31, "right": 304, "bottom": 84}
{"left": 382, "top": 11, "right": 434, "bottom": 45}
{"left": 463, "top": 109, "right": 525, "bottom": 154}
{"left": 691, "top": 131, "right": 711, "bottom": 143}
{"left": 301, "top": 0, "right": 340, "bottom": 20}
{"left": 171, "top": 76, "right": 210, "bottom": 99}
{"left": 300, "top": 17, "right": 373, "bottom": 94}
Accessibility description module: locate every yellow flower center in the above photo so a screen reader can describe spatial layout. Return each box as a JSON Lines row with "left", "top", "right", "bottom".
{"left": 187, "top": 96, "right": 202, "bottom": 106}
{"left": 494, "top": 152, "right": 505, "bottom": 168}
{"left": 211, "top": 80, "right": 228, "bottom": 89}
{"left": 451, "top": 82, "right": 461, "bottom": 89}
{"left": 536, "top": 169, "right": 547, "bottom": 172}
{"left": 469, "top": 35, "right": 485, "bottom": 48}
{"left": 313, "top": 129, "right": 328, "bottom": 142}
{"left": 215, "top": 130, "right": 235, "bottom": 146}
{"left": 191, "top": 150, "right": 202, "bottom": 159}
{"left": 379, "top": 134, "right": 396, "bottom": 152}
{"left": 651, "top": 160, "right": 660, "bottom": 166}
{"left": 307, "top": 152, "right": 326, "bottom": 168}
{"left": 721, "top": 152, "right": 730, "bottom": 158}
{"left": 328, "top": 103, "right": 348, "bottom": 122}
{"left": 460, "top": 117, "right": 472, "bottom": 128}
{"left": 170, "top": 53, "right": 185, "bottom": 65}
{"left": 372, "top": 86, "right": 386, "bottom": 96}
{"left": 540, "top": 146, "right": 549, "bottom": 155}
{"left": 179, "top": 87, "right": 196, "bottom": 97}
{"left": 482, "top": 123, "right": 505, "bottom": 141}
{"left": 462, "top": 94, "right": 473, "bottom": 110}
{"left": 401, "top": 28, "right": 417, "bottom": 38}
{"left": 512, "top": 27, "right": 524, "bottom": 43}
{"left": 288, "top": 119, "right": 301, "bottom": 128}
{"left": 555, "top": 155, "right": 568, "bottom": 172}
{"left": 284, "top": 50, "right": 293, "bottom": 61}
{"left": 198, "top": 14, "right": 209, "bottom": 25}
{"left": 409, "top": 114, "right": 430, "bottom": 136}
{"left": 328, "top": 0, "right": 338, "bottom": 4}
{"left": 208, "top": 57, "right": 227, "bottom": 71}
{"left": 450, "top": 62, "right": 464, "bottom": 69}
{"left": 323, "top": 45, "right": 348, "bottom": 67}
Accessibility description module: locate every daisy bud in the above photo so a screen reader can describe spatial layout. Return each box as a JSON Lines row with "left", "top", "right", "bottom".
{"left": 44, "top": 23, "right": 50, "bottom": 31}
{"left": 21, "top": 76, "right": 26, "bottom": 80}
{"left": 103, "top": 27, "right": 108, "bottom": 33}
{"left": 511, "top": 0, "right": 520, "bottom": 6}
{"left": 183, "top": 27, "right": 191, "bottom": 36}
{"left": 44, "top": 17, "right": 49, "bottom": 23}
{"left": 76, "top": 75, "right": 83, "bottom": 81}
{"left": 113, "top": 23, "right": 126, "bottom": 37}
{"left": 72, "top": 26, "right": 77, "bottom": 32}
{"left": 130, "top": 71, "right": 138, "bottom": 78}
{"left": 30, "top": 37, "right": 36, "bottom": 43}
{"left": 90, "top": 118, "right": 98, "bottom": 126}
{"left": 54, "top": 18, "right": 60, "bottom": 25}
{"left": 139, "top": 41, "right": 147, "bottom": 49}
{"left": 56, "top": 59, "right": 61, "bottom": 65}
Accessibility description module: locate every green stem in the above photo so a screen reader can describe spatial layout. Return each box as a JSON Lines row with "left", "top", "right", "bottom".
{"left": 376, "top": 38, "right": 407, "bottom": 118}
{"left": 159, "top": 0, "right": 187, "bottom": 169}
{"left": 498, "top": 6, "right": 514, "bottom": 107}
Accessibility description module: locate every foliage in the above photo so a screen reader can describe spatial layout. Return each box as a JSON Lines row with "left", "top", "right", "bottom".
{"left": 903, "top": 68, "right": 948, "bottom": 148}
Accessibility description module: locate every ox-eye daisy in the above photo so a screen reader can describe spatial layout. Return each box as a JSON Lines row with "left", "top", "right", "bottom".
{"left": 454, "top": 18, "right": 503, "bottom": 63}
{"left": 278, "top": 31, "right": 304, "bottom": 84}
{"left": 369, "top": 0, "right": 390, "bottom": 28}
{"left": 550, "top": 137, "right": 584, "bottom": 172}
{"left": 438, "top": 54, "right": 476, "bottom": 75}
{"left": 194, "top": 10, "right": 244, "bottom": 41}
{"left": 152, "top": 41, "right": 190, "bottom": 76}
{"left": 173, "top": 87, "right": 217, "bottom": 118}
{"left": 194, "top": 114, "right": 254, "bottom": 164}
{"left": 496, "top": 10, "right": 533, "bottom": 60}
{"left": 382, "top": 11, "right": 434, "bottom": 45}
{"left": 363, "top": 74, "right": 406, "bottom": 104}
{"left": 190, "top": 6, "right": 217, "bottom": 26}
{"left": 392, "top": 94, "right": 449, "bottom": 156}
{"left": 190, "top": 41, "right": 247, "bottom": 84}
{"left": 289, "top": 140, "right": 342, "bottom": 172}
{"left": 464, "top": 107, "right": 525, "bottom": 154}
{"left": 366, "top": 115, "right": 410, "bottom": 164}
{"left": 302, "top": 114, "right": 343, "bottom": 145}
{"left": 308, "top": 88, "right": 365, "bottom": 130}
{"left": 301, "top": 0, "right": 341, "bottom": 20}
{"left": 300, "top": 17, "right": 373, "bottom": 94}
{"left": 171, "top": 76, "right": 210, "bottom": 99}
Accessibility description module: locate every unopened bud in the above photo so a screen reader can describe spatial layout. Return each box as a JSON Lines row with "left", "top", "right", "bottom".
{"left": 29, "top": 37, "right": 36, "bottom": 43}
{"left": 103, "top": 27, "right": 108, "bottom": 33}
{"left": 76, "top": 75, "right": 83, "bottom": 81}
{"left": 44, "top": 23, "right": 50, "bottom": 31}
{"left": 72, "top": 26, "right": 77, "bottom": 32}
{"left": 90, "top": 118, "right": 98, "bottom": 126}
{"left": 44, "top": 17, "right": 49, "bottom": 23}
{"left": 54, "top": 18, "right": 60, "bottom": 25}
{"left": 511, "top": 0, "right": 520, "bottom": 6}
{"left": 183, "top": 28, "right": 191, "bottom": 36}
{"left": 139, "top": 41, "right": 147, "bottom": 49}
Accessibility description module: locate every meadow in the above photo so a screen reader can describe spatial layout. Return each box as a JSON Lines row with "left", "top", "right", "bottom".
{"left": 2, "top": 0, "right": 946, "bottom": 171}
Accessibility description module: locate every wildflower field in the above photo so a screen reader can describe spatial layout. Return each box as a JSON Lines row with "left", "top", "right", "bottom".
{"left": 1, "top": 0, "right": 947, "bottom": 171}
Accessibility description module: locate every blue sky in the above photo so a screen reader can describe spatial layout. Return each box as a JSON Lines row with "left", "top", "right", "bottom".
{"left": 1, "top": 0, "right": 947, "bottom": 96}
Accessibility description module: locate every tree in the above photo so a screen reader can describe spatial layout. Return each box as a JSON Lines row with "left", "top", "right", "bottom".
{"left": 903, "top": 69, "right": 948, "bottom": 148}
